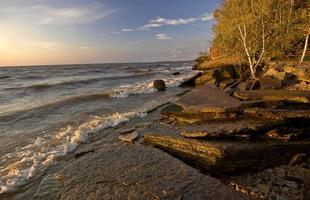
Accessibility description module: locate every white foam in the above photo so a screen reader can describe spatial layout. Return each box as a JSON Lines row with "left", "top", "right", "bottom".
{"left": 0, "top": 111, "right": 146, "bottom": 194}
{"left": 109, "top": 71, "right": 197, "bottom": 98}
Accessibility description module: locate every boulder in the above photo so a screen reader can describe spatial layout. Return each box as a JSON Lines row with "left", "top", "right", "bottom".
{"left": 234, "top": 90, "right": 310, "bottom": 103}
{"left": 153, "top": 80, "right": 166, "bottom": 91}
{"left": 196, "top": 57, "right": 235, "bottom": 70}
{"left": 144, "top": 134, "right": 310, "bottom": 173}
{"left": 179, "top": 72, "right": 202, "bottom": 87}
{"left": 176, "top": 84, "right": 242, "bottom": 113}
{"left": 58, "top": 144, "right": 248, "bottom": 200}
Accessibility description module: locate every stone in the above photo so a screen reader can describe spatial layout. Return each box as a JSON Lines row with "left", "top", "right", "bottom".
{"left": 289, "top": 154, "right": 308, "bottom": 166}
{"left": 284, "top": 181, "right": 299, "bottom": 189}
{"left": 234, "top": 89, "right": 310, "bottom": 103}
{"left": 176, "top": 84, "right": 242, "bottom": 113}
{"left": 153, "top": 80, "right": 166, "bottom": 91}
{"left": 179, "top": 72, "right": 202, "bottom": 87}
{"left": 172, "top": 72, "right": 181, "bottom": 76}
{"left": 33, "top": 174, "right": 62, "bottom": 200}
{"left": 144, "top": 134, "right": 310, "bottom": 173}
{"left": 118, "top": 131, "right": 139, "bottom": 142}
{"left": 58, "top": 144, "right": 248, "bottom": 200}
{"left": 180, "top": 117, "right": 285, "bottom": 138}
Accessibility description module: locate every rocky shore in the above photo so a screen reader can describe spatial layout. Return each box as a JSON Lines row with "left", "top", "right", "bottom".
{"left": 29, "top": 61, "right": 310, "bottom": 199}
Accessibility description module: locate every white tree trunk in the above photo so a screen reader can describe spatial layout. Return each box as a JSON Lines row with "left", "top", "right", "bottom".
{"left": 238, "top": 19, "right": 265, "bottom": 80}
{"left": 300, "top": 33, "right": 309, "bottom": 64}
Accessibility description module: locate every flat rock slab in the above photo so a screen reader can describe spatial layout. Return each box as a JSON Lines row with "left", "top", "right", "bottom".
{"left": 144, "top": 135, "right": 310, "bottom": 173}
{"left": 234, "top": 90, "right": 310, "bottom": 103}
{"left": 244, "top": 108, "right": 310, "bottom": 119}
{"left": 176, "top": 84, "right": 242, "bottom": 113}
{"left": 57, "top": 144, "right": 247, "bottom": 200}
{"left": 181, "top": 117, "right": 285, "bottom": 138}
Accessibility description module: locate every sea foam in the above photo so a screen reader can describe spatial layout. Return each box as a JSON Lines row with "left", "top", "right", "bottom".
{"left": 0, "top": 111, "right": 146, "bottom": 194}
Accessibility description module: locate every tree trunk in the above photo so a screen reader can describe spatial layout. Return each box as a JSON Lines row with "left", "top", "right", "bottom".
{"left": 300, "top": 33, "right": 309, "bottom": 64}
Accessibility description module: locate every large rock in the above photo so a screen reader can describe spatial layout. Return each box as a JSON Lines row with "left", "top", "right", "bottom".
{"left": 57, "top": 144, "right": 247, "bottom": 200}
{"left": 179, "top": 72, "right": 202, "bottom": 87}
{"left": 144, "top": 135, "right": 310, "bottom": 173}
{"left": 196, "top": 57, "right": 235, "bottom": 70}
{"left": 180, "top": 117, "right": 285, "bottom": 138}
{"left": 177, "top": 84, "right": 242, "bottom": 113}
{"left": 283, "top": 65, "right": 310, "bottom": 83}
{"left": 244, "top": 108, "right": 310, "bottom": 119}
{"left": 153, "top": 80, "right": 166, "bottom": 91}
{"left": 234, "top": 89, "right": 310, "bottom": 103}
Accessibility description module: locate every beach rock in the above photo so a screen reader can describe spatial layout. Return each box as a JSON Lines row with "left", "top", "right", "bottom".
{"left": 244, "top": 108, "right": 310, "bottom": 119}
{"left": 180, "top": 117, "right": 285, "bottom": 138}
{"left": 234, "top": 90, "right": 310, "bottom": 103}
{"left": 153, "top": 80, "right": 166, "bottom": 91}
{"left": 265, "top": 127, "right": 305, "bottom": 141}
{"left": 177, "top": 84, "right": 242, "bottom": 113}
{"left": 179, "top": 72, "right": 202, "bottom": 87}
{"left": 33, "top": 174, "right": 62, "bottom": 200}
{"left": 118, "top": 131, "right": 139, "bottom": 142}
{"left": 144, "top": 134, "right": 310, "bottom": 173}
{"left": 58, "top": 144, "right": 247, "bottom": 200}
{"left": 195, "top": 70, "right": 216, "bottom": 85}
{"left": 196, "top": 57, "right": 235, "bottom": 70}
{"left": 172, "top": 72, "right": 181, "bottom": 76}
{"left": 160, "top": 103, "right": 238, "bottom": 124}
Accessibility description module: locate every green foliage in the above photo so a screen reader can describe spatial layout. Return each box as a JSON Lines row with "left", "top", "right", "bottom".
{"left": 211, "top": 0, "right": 309, "bottom": 75}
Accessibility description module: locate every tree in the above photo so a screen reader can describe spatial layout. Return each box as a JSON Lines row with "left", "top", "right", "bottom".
{"left": 211, "top": 0, "right": 309, "bottom": 78}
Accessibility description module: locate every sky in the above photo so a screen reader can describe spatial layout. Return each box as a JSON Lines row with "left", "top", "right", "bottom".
{"left": 0, "top": 0, "right": 222, "bottom": 66}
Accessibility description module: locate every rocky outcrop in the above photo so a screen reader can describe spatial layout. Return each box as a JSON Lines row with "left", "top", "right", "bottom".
{"left": 177, "top": 84, "right": 242, "bottom": 113}
{"left": 153, "top": 80, "right": 166, "bottom": 91}
{"left": 180, "top": 117, "right": 285, "bottom": 139}
{"left": 234, "top": 90, "right": 310, "bottom": 103}
{"left": 144, "top": 134, "right": 310, "bottom": 173}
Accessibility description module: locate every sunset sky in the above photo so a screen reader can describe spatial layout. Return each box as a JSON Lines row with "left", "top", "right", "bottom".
{"left": 0, "top": 0, "right": 221, "bottom": 66}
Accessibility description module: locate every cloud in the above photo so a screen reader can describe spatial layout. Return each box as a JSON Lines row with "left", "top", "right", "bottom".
{"left": 155, "top": 33, "right": 172, "bottom": 40}
{"left": 139, "top": 13, "right": 214, "bottom": 30}
{"left": 121, "top": 28, "right": 134, "bottom": 32}
{"left": 0, "top": 3, "right": 116, "bottom": 25}
{"left": 201, "top": 13, "right": 214, "bottom": 21}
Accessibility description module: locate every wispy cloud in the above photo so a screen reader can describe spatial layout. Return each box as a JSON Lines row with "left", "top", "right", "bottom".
{"left": 139, "top": 13, "right": 213, "bottom": 30}
{"left": 0, "top": 3, "right": 116, "bottom": 25}
{"left": 121, "top": 28, "right": 134, "bottom": 32}
{"left": 155, "top": 33, "right": 172, "bottom": 40}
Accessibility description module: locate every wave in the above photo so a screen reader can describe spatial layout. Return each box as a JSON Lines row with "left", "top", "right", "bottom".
{"left": 0, "top": 111, "right": 146, "bottom": 194}
{"left": 0, "top": 72, "right": 196, "bottom": 121}
{"left": 0, "top": 95, "right": 174, "bottom": 194}
{"left": 4, "top": 72, "right": 156, "bottom": 91}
